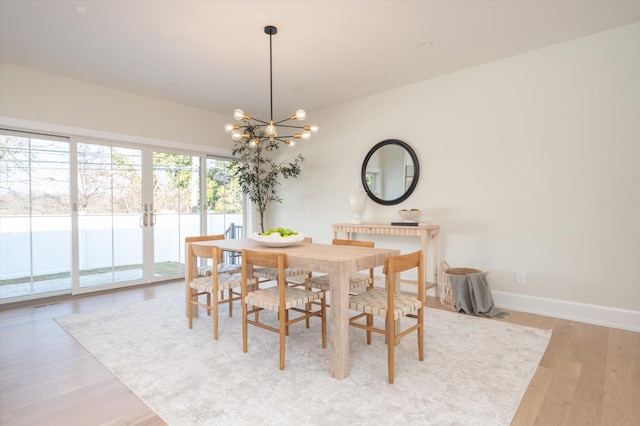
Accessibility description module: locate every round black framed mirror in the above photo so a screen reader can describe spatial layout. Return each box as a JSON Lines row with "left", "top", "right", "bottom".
{"left": 361, "top": 139, "right": 420, "bottom": 205}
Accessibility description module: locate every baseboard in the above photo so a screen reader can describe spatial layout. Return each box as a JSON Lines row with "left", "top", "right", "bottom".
{"left": 492, "top": 291, "right": 640, "bottom": 332}
{"left": 357, "top": 277, "right": 637, "bottom": 332}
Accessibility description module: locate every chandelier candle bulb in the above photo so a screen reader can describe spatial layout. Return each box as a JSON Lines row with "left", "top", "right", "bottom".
{"left": 224, "top": 123, "right": 239, "bottom": 133}
{"left": 233, "top": 109, "right": 249, "bottom": 121}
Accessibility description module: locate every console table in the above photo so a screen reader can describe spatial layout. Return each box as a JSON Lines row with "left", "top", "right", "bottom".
{"left": 332, "top": 223, "right": 439, "bottom": 293}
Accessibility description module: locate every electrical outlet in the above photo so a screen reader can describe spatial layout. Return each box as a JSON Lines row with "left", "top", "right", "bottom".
{"left": 516, "top": 271, "right": 526, "bottom": 284}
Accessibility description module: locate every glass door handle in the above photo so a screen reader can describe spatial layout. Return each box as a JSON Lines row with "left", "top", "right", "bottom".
{"left": 149, "top": 203, "right": 156, "bottom": 227}
{"left": 141, "top": 204, "right": 149, "bottom": 227}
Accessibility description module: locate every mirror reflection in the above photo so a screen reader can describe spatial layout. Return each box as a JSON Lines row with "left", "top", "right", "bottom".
{"left": 361, "top": 139, "right": 419, "bottom": 205}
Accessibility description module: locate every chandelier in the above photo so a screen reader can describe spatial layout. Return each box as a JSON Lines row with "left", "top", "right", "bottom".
{"left": 224, "top": 25, "right": 318, "bottom": 147}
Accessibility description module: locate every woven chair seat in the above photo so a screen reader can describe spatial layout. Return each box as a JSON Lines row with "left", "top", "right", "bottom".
{"left": 191, "top": 273, "right": 256, "bottom": 292}
{"left": 349, "top": 288, "right": 422, "bottom": 320}
{"left": 245, "top": 286, "right": 323, "bottom": 311}
{"left": 199, "top": 263, "right": 241, "bottom": 276}
{"left": 306, "top": 273, "right": 371, "bottom": 291}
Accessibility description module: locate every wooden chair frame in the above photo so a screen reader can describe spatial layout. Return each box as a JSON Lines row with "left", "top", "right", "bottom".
{"left": 187, "top": 243, "right": 244, "bottom": 340}
{"left": 241, "top": 249, "right": 326, "bottom": 370}
{"left": 349, "top": 250, "right": 425, "bottom": 383}
{"left": 185, "top": 234, "right": 241, "bottom": 301}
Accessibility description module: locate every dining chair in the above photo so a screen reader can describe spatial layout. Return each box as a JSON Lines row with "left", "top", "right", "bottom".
{"left": 186, "top": 234, "right": 243, "bottom": 305}
{"left": 241, "top": 249, "right": 326, "bottom": 370}
{"left": 348, "top": 250, "right": 425, "bottom": 384}
{"left": 185, "top": 234, "right": 242, "bottom": 276}
{"left": 305, "top": 238, "right": 376, "bottom": 294}
{"left": 187, "top": 243, "right": 256, "bottom": 340}
{"left": 252, "top": 237, "right": 313, "bottom": 285}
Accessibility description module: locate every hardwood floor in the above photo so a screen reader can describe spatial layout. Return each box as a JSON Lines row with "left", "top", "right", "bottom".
{"left": 1, "top": 281, "right": 638, "bottom": 425}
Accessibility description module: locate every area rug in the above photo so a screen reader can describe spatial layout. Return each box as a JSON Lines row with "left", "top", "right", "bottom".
{"left": 56, "top": 296, "right": 551, "bottom": 425}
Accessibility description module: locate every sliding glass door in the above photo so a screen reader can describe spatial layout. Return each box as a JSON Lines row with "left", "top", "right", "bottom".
{"left": 76, "top": 142, "right": 144, "bottom": 289}
{"left": 152, "top": 152, "right": 201, "bottom": 278}
{"left": 151, "top": 154, "right": 245, "bottom": 278}
{"left": 0, "top": 131, "right": 72, "bottom": 299}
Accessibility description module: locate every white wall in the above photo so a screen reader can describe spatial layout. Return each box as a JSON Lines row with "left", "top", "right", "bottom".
{"left": 1, "top": 23, "right": 638, "bottom": 327}
{"left": 0, "top": 63, "right": 230, "bottom": 151}
{"left": 272, "top": 23, "right": 640, "bottom": 317}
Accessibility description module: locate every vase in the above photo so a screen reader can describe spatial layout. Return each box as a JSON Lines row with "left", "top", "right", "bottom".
{"left": 350, "top": 182, "right": 366, "bottom": 224}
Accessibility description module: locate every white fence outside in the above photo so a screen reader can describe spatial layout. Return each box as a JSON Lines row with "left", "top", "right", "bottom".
{"left": 0, "top": 213, "right": 243, "bottom": 280}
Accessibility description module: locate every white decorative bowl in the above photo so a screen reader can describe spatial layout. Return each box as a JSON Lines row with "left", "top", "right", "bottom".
{"left": 398, "top": 209, "right": 421, "bottom": 222}
{"left": 251, "top": 232, "right": 305, "bottom": 247}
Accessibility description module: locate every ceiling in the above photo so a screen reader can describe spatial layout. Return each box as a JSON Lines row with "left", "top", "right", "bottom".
{"left": 2, "top": 0, "right": 640, "bottom": 120}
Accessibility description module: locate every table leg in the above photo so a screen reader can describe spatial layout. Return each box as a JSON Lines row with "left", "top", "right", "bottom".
{"left": 329, "top": 271, "right": 350, "bottom": 380}
{"left": 185, "top": 270, "right": 190, "bottom": 318}
{"left": 185, "top": 245, "right": 190, "bottom": 318}
{"left": 432, "top": 231, "right": 439, "bottom": 287}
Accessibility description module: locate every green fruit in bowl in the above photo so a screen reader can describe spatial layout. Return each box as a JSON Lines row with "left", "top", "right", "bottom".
{"left": 260, "top": 227, "right": 299, "bottom": 237}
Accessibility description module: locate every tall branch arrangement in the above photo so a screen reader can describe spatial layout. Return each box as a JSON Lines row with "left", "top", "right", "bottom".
{"left": 229, "top": 125, "right": 304, "bottom": 233}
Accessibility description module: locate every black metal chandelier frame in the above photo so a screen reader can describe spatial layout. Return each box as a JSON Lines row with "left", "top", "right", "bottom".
{"left": 225, "top": 25, "right": 318, "bottom": 147}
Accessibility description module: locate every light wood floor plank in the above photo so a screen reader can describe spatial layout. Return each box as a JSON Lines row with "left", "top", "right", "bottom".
{"left": 511, "top": 365, "right": 554, "bottom": 425}
{"left": 566, "top": 322, "right": 608, "bottom": 425}
{"left": 537, "top": 356, "right": 582, "bottom": 425}
{"left": 601, "top": 327, "right": 640, "bottom": 425}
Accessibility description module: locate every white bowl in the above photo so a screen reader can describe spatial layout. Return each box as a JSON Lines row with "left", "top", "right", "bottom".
{"left": 398, "top": 209, "right": 421, "bottom": 222}
{"left": 251, "top": 232, "right": 305, "bottom": 247}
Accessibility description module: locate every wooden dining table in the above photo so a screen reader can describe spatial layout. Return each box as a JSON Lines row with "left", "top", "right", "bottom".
{"left": 185, "top": 237, "right": 399, "bottom": 380}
